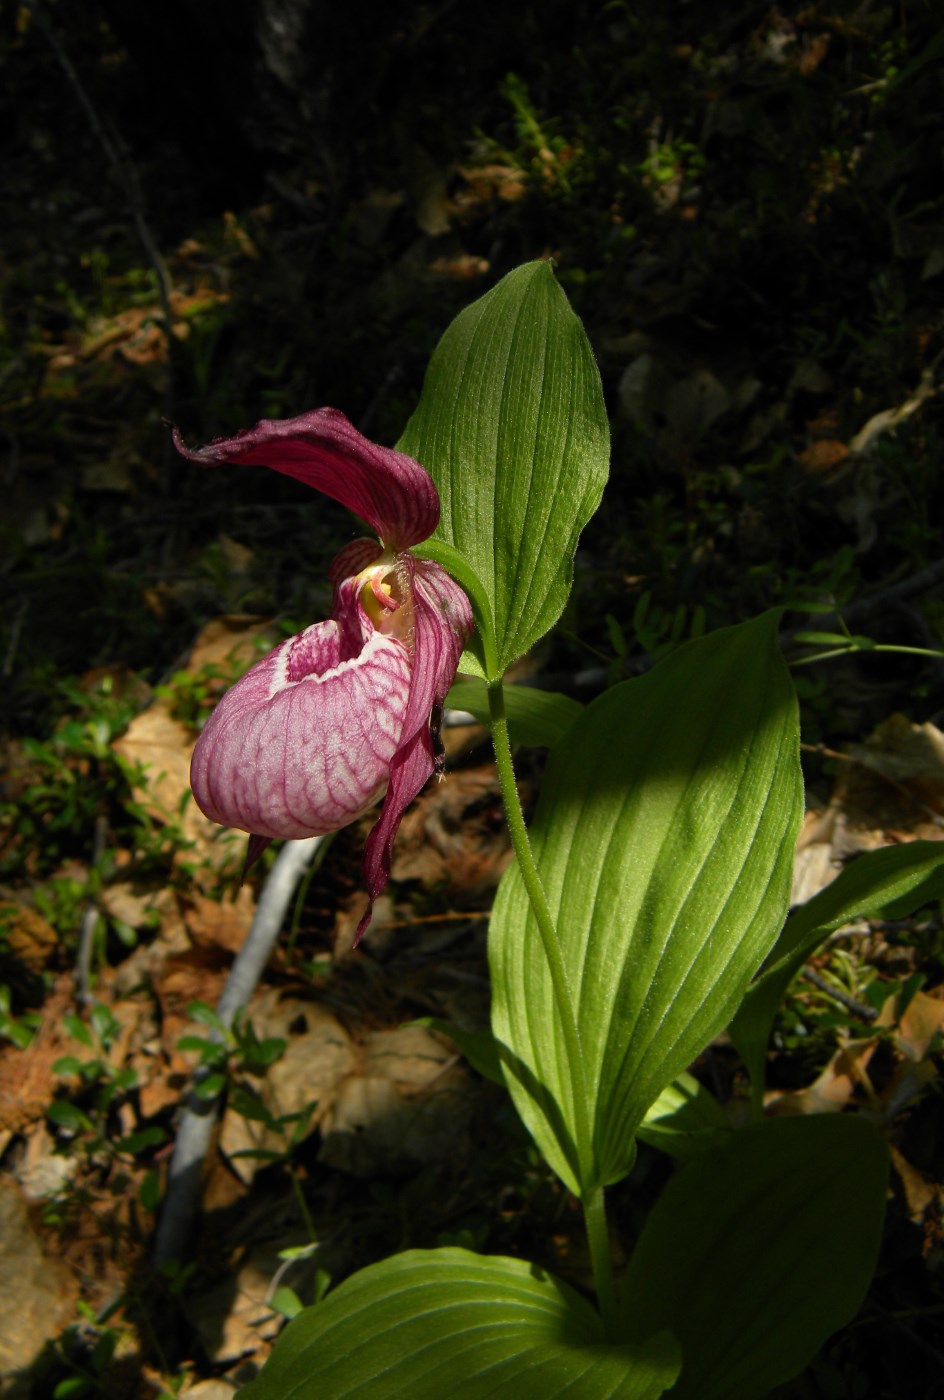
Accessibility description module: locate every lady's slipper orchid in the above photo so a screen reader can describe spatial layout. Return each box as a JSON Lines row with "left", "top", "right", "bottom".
{"left": 173, "top": 409, "right": 472, "bottom": 942}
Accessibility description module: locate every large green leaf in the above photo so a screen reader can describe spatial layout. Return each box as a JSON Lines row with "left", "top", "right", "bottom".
{"left": 730, "top": 839, "right": 944, "bottom": 1104}
{"left": 621, "top": 1116, "right": 888, "bottom": 1400}
{"left": 240, "top": 1248, "right": 680, "bottom": 1400}
{"left": 398, "top": 261, "right": 609, "bottom": 677}
{"left": 489, "top": 613, "right": 803, "bottom": 1194}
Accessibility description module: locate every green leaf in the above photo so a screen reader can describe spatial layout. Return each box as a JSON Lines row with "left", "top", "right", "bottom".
{"left": 410, "top": 1017, "right": 505, "bottom": 1086}
{"left": 229, "top": 1085, "right": 281, "bottom": 1127}
{"left": 621, "top": 1116, "right": 888, "bottom": 1400}
{"left": 605, "top": 613, "right": 627, "bottom": 658}
{"left": 792, "top": 630, "right": 852, "bottom": 646}
{"left": 186, "top": 1000, "right": 226, "bottom": 1034}
{"left": 139, "top": 1169, "right": 160, "bottom": 1211}
{"left": 251, "top": 1036, "right": 288, "bottom": 1067}
{"left": 111, "top": 917, "right": 138, "bottom": 947}
{"left": 446, "top": 678, "right": 582, "bottom": 749}
{"left": 636, "top": 1073, "right": 731, "bottom": 1161}
{"left": 4, "top": 1021, "right": 34, "bottom": 1050}
{"left": 240, "top": 1248, "right": 679, "bottom": 1400}
{"left": 399, "top": 261, "right": 609, "bottom": 677}
{"left": 279, "top": 1243, "right": 321, "bottom": 1263}
{"left": 62, "top": 1013, "right": 95, "bottom": 1048}
{"left": 490, "top": 612, "right": 802, "bottom": 1193}
{"left": 91, "top": 1328, "right": 117, "bottom": 1372}
{"left": 270, "top": 1286, "right": 304, "bottom": 1320}
{"left": 52, "top": 1055, "right": 87, "bottom": 1078}
{"left": 47, "top": 1101, "right": 94, "bottom": 1133}
{"left": 176, "top": 1034, "right": 221, "bottom": 1059}
{"left": 54, "top": 1377, "right": 93, "bottom": 1399}
{"left": 90, "top": 1003, "right": 119, "bottom": 1046}
{"left": 730, "top": 839, "right": 944, "bottom": 1104}
{"left": 313, "top": 1267, "right": 332, "bottom": 1304}
{"left": 116, "top": 1125, "right": 166, "bottom": 1155}
{"left": 193, "top": 1071, "right": 227, "bottom": 1100}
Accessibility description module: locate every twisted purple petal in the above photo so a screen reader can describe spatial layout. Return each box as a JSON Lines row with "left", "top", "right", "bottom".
{"left": 172, "top": 409, "right": 439, "bottom": 551}
{"left": 356, "top": 557, "right": 473, "bottom": 942}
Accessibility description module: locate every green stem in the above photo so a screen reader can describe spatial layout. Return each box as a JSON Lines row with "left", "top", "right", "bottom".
{"left": 792, "top": 643, "right": 944, "bottom": 667}
{"left": 487, "top": 678, "right": 588, "bottom": 1154}
{"left": 290, "top": 1165, "right": 317, "bottom": 1243}
{"left": 583, "top": 1185, "right": 621, "bottom": 1340}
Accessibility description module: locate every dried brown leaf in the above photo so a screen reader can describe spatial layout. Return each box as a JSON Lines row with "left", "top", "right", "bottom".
{"left": 319, "top": 1024, "right": 476, "bottom": 1177}
{"left": 799, "top": 438, "right": 849, "bottom": 474}
{"left": 889, "top": 1144, "right": 942, "bottom": 1222}
{"left": 220, "top": 992, "right": 355, "bottom": 1184}
{"left": 0, "top": 900, "right": 58, "bottom": 973}
{"left": 766, "top": 1036, "right": 878, "bottom": 1115}
{"left": 185, "top": 887, "right": 257, "bottom": 955}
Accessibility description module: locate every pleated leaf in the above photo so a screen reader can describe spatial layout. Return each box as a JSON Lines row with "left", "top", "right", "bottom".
{"left": 490, "top": 613, "right": 803, "bottom": 1194}
{"left": 621, "top": 1116, "right": 888, "bottom": 1400}
{"left": 636, "top": 1073, "right": 731, "bottom": 1162}
{"left": 446, "top": 678, "right": 583, "bottom": 748}
{"left": 240, "top": 1248, "right": 680, "bottom": 1400}
{"left": 398, "top": 261, "right": 609, "bottom": 678}
{"left": 731, "top": 838, "right": 944, "bottom": 1102}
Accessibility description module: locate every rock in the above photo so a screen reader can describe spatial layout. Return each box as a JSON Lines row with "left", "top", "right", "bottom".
{"left": 179, "top": 1382, "right": 238, "bottom": 1400}
{"left": 0, "top": 1181, "right": 76, "bottom": 1391}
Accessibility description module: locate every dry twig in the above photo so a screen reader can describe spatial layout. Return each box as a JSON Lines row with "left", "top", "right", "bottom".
{"left": 153, "top": 836, "right": 324, "bottom": 1266}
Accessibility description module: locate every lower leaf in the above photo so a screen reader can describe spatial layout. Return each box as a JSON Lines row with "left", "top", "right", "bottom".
{"left": 240, "top": 1248, "right": 680, "bottom": 1400}
{"left": 621, "top": 1115, "right": 888, "bottom": 1400}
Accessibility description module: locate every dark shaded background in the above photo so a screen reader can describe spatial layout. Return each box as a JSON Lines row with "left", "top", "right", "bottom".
{"left": 5, "top": 0, "right": 943, "bottom": 733}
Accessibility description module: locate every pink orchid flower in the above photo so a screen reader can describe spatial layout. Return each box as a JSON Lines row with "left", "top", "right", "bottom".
{"left": 173, "top": 409, "right": 472, "bottom": 942}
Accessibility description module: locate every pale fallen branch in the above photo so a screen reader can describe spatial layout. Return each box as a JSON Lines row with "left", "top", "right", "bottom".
{"left": 848, "top": 367, "right": 937, "bottom": 457}
{"left": 153, "top": 836, "right": 324, "bottom": 1266}
{"left": 76, "top": 814, "right": 108, "bottom": 1006}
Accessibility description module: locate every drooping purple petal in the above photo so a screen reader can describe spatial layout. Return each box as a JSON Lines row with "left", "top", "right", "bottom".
{"left": 191, "top": 619, "right": 412, "bottom": 840}
{"left": 402, "top": 557, "right": 474, "bottom": 750}
{"left": 172, "top": 409, "right": 439, "bottom": 551}
{"left": 355, "top": 723, "right": 436, "bottom": 945}
{"left": 355, "top": 557, "right": 473, "bottom": 942}
{"left": 243, "top": 833, "right": 272, "bottom": 876}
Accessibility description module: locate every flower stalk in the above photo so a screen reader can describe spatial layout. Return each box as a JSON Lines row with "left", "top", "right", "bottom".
{"left": 487, "top": 676, "right": 618, "bottom": 1331}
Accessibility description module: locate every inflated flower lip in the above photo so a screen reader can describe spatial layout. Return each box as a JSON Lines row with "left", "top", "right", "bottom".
{"left": 172, "top": 409, "right": 472, "bottom": 943}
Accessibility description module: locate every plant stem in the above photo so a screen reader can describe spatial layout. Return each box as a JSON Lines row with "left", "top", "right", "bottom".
{"left": 792, "top": 643, "right": 944, "bottom": 667}
{"left": 487, "top": 680, "right": 588, "bottom": 1146}
{"left": 583, "top": 1184, "right": 621, "bottom": 1340}
{"left": 290, "top": 1166, "right": 318, "bottom": 1242}
{"left": 488, "top": 677, "right": 617, "bottom": 1316}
